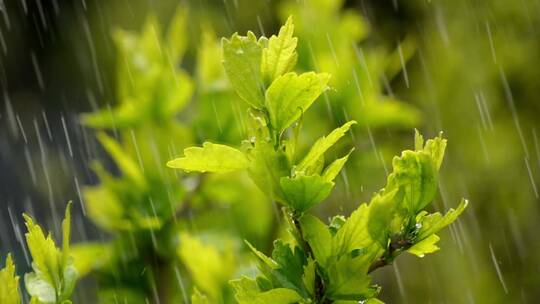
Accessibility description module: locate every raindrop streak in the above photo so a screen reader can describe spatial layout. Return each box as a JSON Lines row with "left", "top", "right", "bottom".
{"left": 174, "top": 266, "right": 189, "bottom": 304}
{"left": 499, "top": 67, "right": 528, "bottom": 158}
{"left": 489, "top": 243, "right": 508, "bottom": 294}
{"left": 485, "top": 21, "right": 497, "bottom": 64}
{"left": 74, "top": 176, "right": 86, "bottom": 216}
{"left": 397, "top": 42, "right": 409, "bottom": 88}
{"left": 15, "top": 114, "right": 28, "bottom": 144}
{"left": 524, "top": 157, "right": 538, "bottom": 198}
{"left": 61, "top": 115, "right": 74, "bottom": 157}
{"left": 31, "top": 52, "right": 45, "bottom": 90}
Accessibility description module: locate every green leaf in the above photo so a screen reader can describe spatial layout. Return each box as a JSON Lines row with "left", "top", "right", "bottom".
{"left": 280, "top": 174, "right": 334, "bottom": 212}
{"left": 385, "top": 150, "right": 438, "bottom": 214}
{"left": 416, "top": 199, "right": 468, "bottom": 241}
{"left": 332, "top": 204, "right": 374, "bottom": 258}
{"left": 302, "top": 258, "right": 316, "bottom": 297}
{"left": 407, "top": 234, "right": 440, "bottom": 257}
{"left": 97, "top": 133, "right": 146, "bottom": 189}
{"left": 367, "top": 189, "right": 401, "bottom": 247}
{"left": 262, "top": 16, "right": 298, "bottom": 82}
{"left": 177, "top": 233, "right": 235, "bottom": 299}
{"left": 222, "top": 32, "right": 265, "bottom": 108}
{"left": 271, "top": 240, "right": 308, "bottom": 295}
{"left": 266, "top": 72, "right": 330, "bottom": 132}
{"left": 23, "top": 203, "right": 77, "bottom": 303}
{"left": 167, "top": 142, "right": 248, "bottom": 173}
{"left": 61, "top": 202, "right": 72, "bottom": 264}
{"left": 231, "top": 276, "right": 303, "bottom": 304}
{"left": 322, "top": 148, "right": 354, "bottom": 182}
{"left": 70, "top": 243, "right": 112, "bottom": 277}
{"left": 299, "top": 214, "right": 332, "bottom": 267}
{"left": 326, "top": 250, "right": 380, "bottom": 301}
{"left": 297, "top": 121, "right": 356, "bottom": 174}
{"left": 191, "top": 288, "right": 209, "bottom": 304}
{"left": 245, "top": 241, "right": 278, "bottom": 269}
{"left": 0, "top": 254, "right": 20, "bottom": 304}
{"left": 24, "top": 273, "right": 56, "bottom": 304}
{"left": 246, "top": 140, "right": 290, "bottom": 202}
{"left": 166, "top": 5, "right": 188, "bottom": 62}
{"left": 23, "top": 214, "right": 61, "bottom": 289}
{"left": 422, "top": 132, "right": 447, "bottom": 170}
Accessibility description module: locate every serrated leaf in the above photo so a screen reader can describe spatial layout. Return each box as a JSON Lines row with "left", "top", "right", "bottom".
{"left": 191, "top": 288, "right": 209, "bottom": 304}
{"left": 262, "top": 16, "right": 298, "bottom": 82}
{"left": 299, "top": 214, "right": 332, "bottom": 267}
{"left": 385, "top": 150, "right": 438, "bottom": 214}
{"left": 23, "top": 214, "right": 60, "bottom": 288}
{"left": 167, "top": 142, "right": 248, "bottom": 173}
{"left": 280, "top": 174, "right": 334, "bottom": 212}
{"left": 23, "top": 203, "right": 77, "bottom": 303}
{"left": 0, "top": 254, "right": 20, "bottom": 304}
{"left": 222, "top": 32, "right": 265, "bottom": 108}
{"left": 266, "top": 72, "right": 330, "bottom": 132}
{"left": 271, "top": 240, "right": 308, "bottom": 295}
{"left": 407, "top": 234, "right": 440, "bottom": 257}
{"left": 297, "top": 121, "right": 356, "bottom": 174}
{"left": 326, "top": 249, "right": 380, "bottom": 301}
{"left": 422, "top": 133, "right": 447, "bottom": 169}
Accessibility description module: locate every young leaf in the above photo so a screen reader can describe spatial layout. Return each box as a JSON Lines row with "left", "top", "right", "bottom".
{"left": 385, "top": 151, "right": 438, "bottom": 214}
{"left": 280, "top": 175, "right": 334, "bottom": 212}
{"left": 167, "top": 142, "right": 248, "bottom": 173}
{"left": 0, "top": 254, "right": 20, "bottom": 304}
{"left": 321, "top": 148, "right": 354, "bottom": 182}
{"left": 415, "top": 199, "right": 468, "bottom": 241}
{"left": 266, "top": 72, "right": 330, "bottom": 132}
{"left": 296, "top": 121, "right": 356, "bottom": 174}
{"left": 407, "top": 234, "right": 440, "bottom": 257}
{"left": 23, "top": 202, "right": 77, "bottom": 304}
{"left": 366, "top": 189, "right": 401, "bottom": 247}
{"left": 222, "top": 32, "right": 265, "bottom": 108}
{"left": 262, "top": 16, "right": 298, "bottom": 82}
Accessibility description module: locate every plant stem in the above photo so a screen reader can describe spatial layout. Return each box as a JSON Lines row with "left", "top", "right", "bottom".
{"left": 368, "top": 236, "right": 412, "bottom": 274}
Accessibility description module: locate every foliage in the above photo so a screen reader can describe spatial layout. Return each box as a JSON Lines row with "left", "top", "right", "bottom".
{"left": 2, "top": 4, "right": 469, "bottom": 304}
{"left": 0, "top": 254, "right": 20, "bottom": 304}
{"left": 169, "top": 18, "right": 467, "bottom": 303}
{"left": 0, "top": 203, "right": 76, "bottom": 304}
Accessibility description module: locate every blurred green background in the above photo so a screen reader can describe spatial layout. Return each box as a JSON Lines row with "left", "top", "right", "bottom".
{"left": 1, "top": 0, "right": 539, "bottom": 302}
